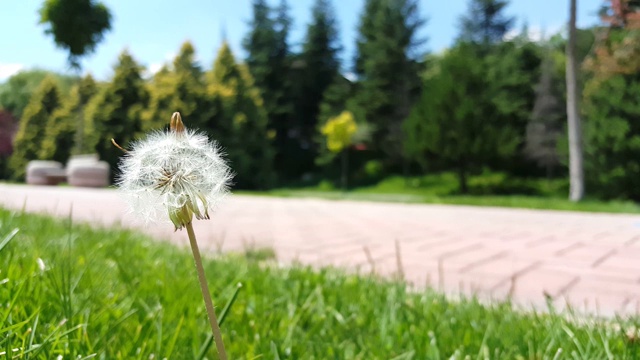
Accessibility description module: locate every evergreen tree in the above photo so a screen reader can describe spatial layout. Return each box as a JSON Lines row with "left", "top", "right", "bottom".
{"left": 484, "top": 38, "right": 542, "bottom": 175}
{"left": 40, "top": 74, "right": 97, "bottom": 163}
{"left": 354, "top": 0, "right": 383, "bottom": 77}
{"left": 0, "top": 70, "right": 76, "bottom": 119}
{"left": 84, "top": 50, "right": 148, "bottom": 174}
{"left": 582, "top": 26, "right": 640, "bottom": 200}
{"left": 295, "top": 0, "right": 341, "bottom": 173}
{"left": 206, "top": 42, "right": 274, "bottom": 189}
{"left": 403, "top": 45, "right": 518, "bottom": 193}
{"left": 243, "top": 0, "right": 296, "bottom": 182}
{"left": 525, "top": 53, "right": 564, "bottom": 178}
{"left": 9, "top": 76, "right": 62, "bottom": 180}
{"left": 583, "top": 72, "right": 640, "bottom": 200}
{"left": 142, "top": 41, "right": 206, "bottom": 131}
{"left": 352, "top": 0, "right": 425, "bottom": 168}
{"left": 455, "top": 1, "right": 540, "bottom": 177}
{"left": 458, "top": 0, "right": 514, "bottom": 47}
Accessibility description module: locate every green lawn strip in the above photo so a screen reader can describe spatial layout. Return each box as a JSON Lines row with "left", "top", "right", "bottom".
{"left": 1, "top": 208, "right": 640, "bottom": 358}
{"left": 238, "top": 189, "right": 640, "bottom": 214}
{"left": 237, "top": 173, "right": 640, "bottom": 214}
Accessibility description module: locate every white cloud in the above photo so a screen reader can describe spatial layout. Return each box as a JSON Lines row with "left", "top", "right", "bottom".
{"left": 344, "top": 72, "right": 357, "bottom": 82}
{"left": 143, "top": 52, "right": 176, "bottom": 78}
{"left": 504, "top": 24, "right": 563, "bottom": 42}
{"left": 148, "top": 63, "right": 164, "bottom": 74}
{"left": 0, "top": 63, "right": 24, "bottom": 82}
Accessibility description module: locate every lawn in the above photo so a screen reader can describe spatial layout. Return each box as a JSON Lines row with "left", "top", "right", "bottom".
{"left": 242, "top": 173, "right": 640, "bottom": 214}
{"left": 2, "top": 208, "right": 640, "bottom": 359}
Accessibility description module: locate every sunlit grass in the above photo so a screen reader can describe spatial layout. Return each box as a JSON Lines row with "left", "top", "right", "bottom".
{"left": 2, "top": 208, "right": 640, "bottom": 358}
{"left": 241, "top": 173, "right": 640, "bottom": 214}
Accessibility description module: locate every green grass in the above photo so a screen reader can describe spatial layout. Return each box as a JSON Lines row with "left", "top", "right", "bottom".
{"left": 2, "top": 209, "right": 640, "bottom": 359}
{"left": 241, "top": 173, "right": 640, "bottom": 214}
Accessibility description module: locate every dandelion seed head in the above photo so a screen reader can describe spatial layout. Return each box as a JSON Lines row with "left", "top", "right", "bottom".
{"left": 116, "top": 116, "right": 232, "bottom": 230}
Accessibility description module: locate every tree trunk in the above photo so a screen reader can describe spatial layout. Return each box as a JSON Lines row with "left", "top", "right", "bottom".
{"left": 566, "top": 0, "right": 585, "bottom": 201}
{"left": 341, "top": 148, "right": 348, "bottom": 191}
{"left": 457, "top": 163, "right": 468, "bottom": 194}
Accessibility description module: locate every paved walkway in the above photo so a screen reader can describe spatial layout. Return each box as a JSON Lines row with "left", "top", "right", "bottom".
{"left": 2, "top": 184, "right": 640, "bottom": 316}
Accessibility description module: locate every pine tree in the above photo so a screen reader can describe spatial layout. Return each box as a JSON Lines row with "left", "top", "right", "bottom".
{"left": 484, "top": 38, "right": 542, "bottom": 175}
{"left": 581, "top": 24, "right": 640, "bottom": 200}
{"left": 84, "top": 50, "right": 148, "bottom": 174}
{"left": 243, "top": 0, "right": 296, "bottom": 182}
{"left": 40, "top": 74, "right": 97, "bottom": 163}
{"left": 295, "top": 0, "right": 341, "bottom": 172}
{"left": 9, "top": 76, "right": 62, "bottom": 180}
{"left": 142, "top": 41, "right": 206, "bottom": 131}
{"left": 583, "top": 71, "right": 640, "bottom": 200}
{"left": 525, "top": 53, "right": 564, "bottom": 178}
{"left": 458, "top": 0, "right": 514, "bottom": 47}
{"left": 403, "top": 45, "right": 518, "bottom": 193}
{"left": 352, "top": 0, "right": 425, "bottom": 168}
{"left": 457, "top": 1, "right": 540, "bottom": 176}
{"left": 206, "top": 42, "right": 274, "bottom": 189}
{"left": 0, "top": 70, "right": 77, "bottom": 119}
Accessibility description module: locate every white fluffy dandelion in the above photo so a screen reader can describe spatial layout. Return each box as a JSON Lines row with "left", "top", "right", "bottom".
{"left": 113, "top": 112, "right": 231, "bottom": 360}
{"left": 116, "top": 113, "right": 232, "bottom": 230}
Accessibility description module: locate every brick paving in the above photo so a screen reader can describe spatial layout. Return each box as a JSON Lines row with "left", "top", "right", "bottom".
{"left": 2, "top": 183, "right": 640, "bottom": 316}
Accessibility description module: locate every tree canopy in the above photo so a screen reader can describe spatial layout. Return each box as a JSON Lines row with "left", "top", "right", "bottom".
{"left": 39, "top": 0, "right": 112, "bottom": 69}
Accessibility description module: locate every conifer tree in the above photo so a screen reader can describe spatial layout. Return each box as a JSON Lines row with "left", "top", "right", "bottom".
{"left": 582, "top": 26, "right": 640, "bottom": 200}
{"left": 583, "top": 71, "right": 640, "bottom": 200}
{"left": 40, "top": 74, "right": 97, "bottom": 163}
{"left": 9, "top": 76, "right": 62, "bottom": 179}
{"left": 484, "top": 38, "right": 542, "bottom": 174}
{"left": 206, "top": 43, "right": 274, "bottom": 189}
{"left": 525, "top": 53, "right": 564, "bottom": 178}
{"left": 243, "top": 0, "right": 296, "bottom": 182}
{"left": 142, "top": 41, "right": 206, "bottom": 131}
{"left": 84, "top": 50, "right": 148, "bottom": 173}
{"left": 352, "top": 0, "right": 425, "bottom": 168}
{"left": 296, "top": 0, "right": 341, "bottom": 171}
{"left": 0, "top": 70, "right": 76, "bottom": 119}
{"left": 458, "top": 0, "right": 514, "bottom": 48}
{"left": 403, "top": 45, "right": 518, "bottom": 193}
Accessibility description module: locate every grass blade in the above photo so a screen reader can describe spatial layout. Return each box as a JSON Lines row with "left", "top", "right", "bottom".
{"left": 196, "top": 282, "right": 243, "bottom": 360}
{"left": 219, "top": 282, "right": 243, "bottom": 327}
{"left": 0, "top": 228, "right": 19, "bottom": 252}
{"left": 271, "top": 341, "right": 281, "bottom": 360}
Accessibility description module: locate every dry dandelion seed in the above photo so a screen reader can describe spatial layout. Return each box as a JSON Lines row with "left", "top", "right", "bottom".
{"left": 113, "top": 112, "right": 232, "bottom": 360}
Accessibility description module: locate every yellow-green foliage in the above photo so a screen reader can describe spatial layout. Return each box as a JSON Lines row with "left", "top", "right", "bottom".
{"left": 9, "top": 76, "right": 62, "bottom": 179}
{"left": 142, "top": 41, "right": 205, "bottom": 131}
{"left": 321, "top": 110, "right": 357, "bottom": 153}
{"left": 40, "top": 75, "right": 97, "bottom": 162}
{"left": 204, "top": 42, "right": 274, "bottom": 189}
{"left": 84, "top": 50, "right": 147, "bottom": 171}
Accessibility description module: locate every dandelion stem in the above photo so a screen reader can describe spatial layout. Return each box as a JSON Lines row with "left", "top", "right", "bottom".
{"left": 110, "top": 138, "right": 128, "bottom": 153}
{"left": 185, "top": 221, "right": 227, "bottom": 360}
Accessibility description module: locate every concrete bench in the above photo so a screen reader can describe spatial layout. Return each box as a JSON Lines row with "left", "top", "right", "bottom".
{"left": 66, "top": 155, "right": 110, "bottom": 187}
{"left": 26, "top": 161, "right": 65, "bottom": 185}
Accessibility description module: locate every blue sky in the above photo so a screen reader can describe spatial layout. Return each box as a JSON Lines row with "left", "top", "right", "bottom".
{"left": 0, "top": 0, "right": 603, "bottom": 81}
